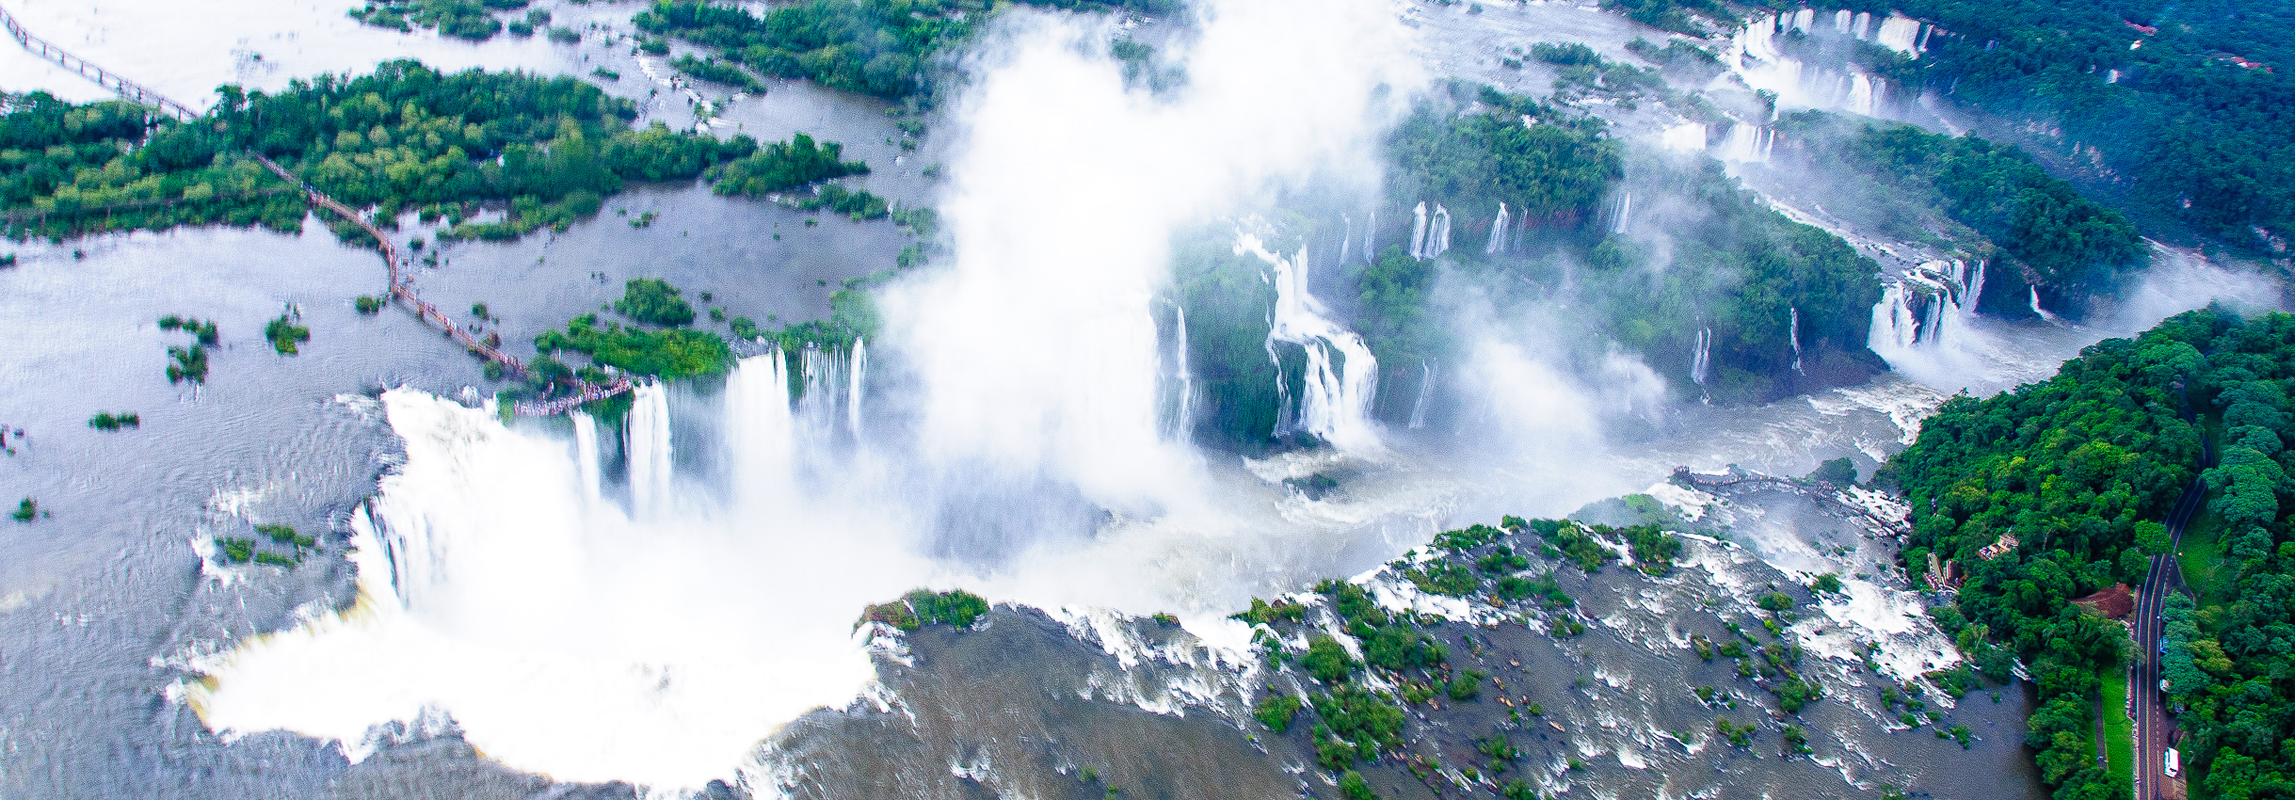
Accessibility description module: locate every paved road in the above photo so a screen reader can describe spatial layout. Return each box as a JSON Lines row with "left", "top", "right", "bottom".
{"left": 2133, "top": 465, "right": 2211, "bottom": 800}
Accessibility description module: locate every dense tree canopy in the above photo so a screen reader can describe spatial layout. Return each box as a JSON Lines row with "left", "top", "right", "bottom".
{"left": 1779, "top": 113, "right": 2147, "bottom": 319}
{"left": 633, "top": 0, "right": 1178, "bottom": 102}
{"left": 1827, "top": 0, "right": 2295, "bottom": 249}
{"left": 3, "top": 62, "right": 760, "bottom": 242}
{"left": 1884, "top": 307, "right": 2295, "bottom": 800}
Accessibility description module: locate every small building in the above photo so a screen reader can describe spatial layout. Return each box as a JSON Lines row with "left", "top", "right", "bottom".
{"left": 1978, "top": 532, "right": 2019, "bottom": 561}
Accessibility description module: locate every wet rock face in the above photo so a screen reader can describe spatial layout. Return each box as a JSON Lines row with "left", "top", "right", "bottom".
{"left": 765, "top": 609, "right": 1298, "bottom": 800}
{"left": 762, "top": 489, "right": 2046, "bottom": 800}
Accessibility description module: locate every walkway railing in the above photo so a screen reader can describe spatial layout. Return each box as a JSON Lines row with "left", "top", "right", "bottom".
{"left": 0, "top": 5, "right": 198, "bottom": 121}
{"left": 1, "top": 2, "right": 632, "bottom": 415}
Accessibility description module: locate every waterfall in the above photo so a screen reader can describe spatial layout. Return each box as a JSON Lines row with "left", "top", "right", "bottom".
{"left": 1244, "top": 235, "right": 1381, "bottom": 454}
{"left": 1868, "top": 258, "right": 1987, "bottom": 364}
{"left": 572, "top": 410, "right": 602, "bottom": 505}
{"left": 627, "top": 380, "right": 674, "bottom": 519}
{"left": 1611, "top": 192, "right": 1633, "bottom": 234}
{"left": 1363, "top": 209, "right": 1375, "bottom": 262}
{"left": 847, "top": 337, "right": 867, "bottom": 439}
{"left": 1165, "top": 301, "right": 1196, "bottom": 441}
{"left": 1338, "top": 214, "right": 1353, "bottom": 265}
{"left": 1689, "top": 327, "right": 1713, "bottom": 388}
{"left": 1484, "top": 203, "right": 1510, "bottom": 255}
{"left": 1833, "top": 9, "right": 1851, "bottom": 33}
{"left": 1408, "top": 202, "right": 1429, "bottom": 260}
{"left": 2029, "top": 286, "right": 2060, "bottom": 322}
{"left": 726, "top": 351, "right": 796, "bottom": 507}
{"left": 1427, "top": 205, "right": 1452, "bottom": 259}
{"left": 1407, "top": 360, "right": 1435, "bottom": 430}
{"left": 1846, "top": 73, "right": 1880, "bottom": 116}
{"left": 1789, "top": 307, "right": 1804, "bottom": 375}
{"left": 1791, "top": 8, "right": 1814, "bottom": 32}
{"left": 1719, "top": 122, "right": 1772, "bottom": 164}
{"left": 1876, "top": 15, "right": 1923, "bottom": 54}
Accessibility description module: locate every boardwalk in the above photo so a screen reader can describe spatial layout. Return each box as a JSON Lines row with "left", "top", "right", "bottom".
{"left": 0, "top": 6, "right": 197, "bottom": 121}
{"left": 2, "top": 4, "right": 632, "bottom": 415}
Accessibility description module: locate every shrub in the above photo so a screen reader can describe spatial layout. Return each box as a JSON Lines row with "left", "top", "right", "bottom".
{"left": 265, "top": 313, "right": 311, "bottom": 355}
{"left": 1303, "top": 636, "right": 1358, "bottom": 684}
{"left": 1253, "top": 692, "right": 1302, "bottom": 732}
{"left": 906, "top": 589, "right": 987, "bottom": 628}
{"left": 87, "top": 412, "right": 140, "bottom": 431}
{"left": 614, "top": 278, "right": 697, "bottom": 326}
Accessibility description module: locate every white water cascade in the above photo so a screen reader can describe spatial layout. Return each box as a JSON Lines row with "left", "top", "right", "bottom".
{"left": 1611, "top": 192, "right": 1633, "bottom": 234}
{"left": 1407, "top": 360, "right": 1435, "bottom": 430}
{"left": 1427, "top": 204, "right": 1451, "bottom": 259}
{"left": 1689, "top": 327, "right": 1713, "bottom": 389}
{"left": 1484, "top": 202, "right": 1511, "bottom": 254}
{"left": 1165, "top": 301, "right": 1196, "bottom": 441}
{"left": 1870, "top": 259, "right": 1985, "bottom": 355}
{"left": 1718, "top": 121, "right": 1773, "bottom": 164}
{"left": 2029, "top": 286, "right": 2061, "bottom": 322}
{"left": 1731, "top": 12, "right": 1908, "bottom": 118}
{"left": 1338, "top": 214, "right": 1353, "bottom": 265}
{"left": 1407, "top": 201, "right": 1428, "bottom": 259}
{"left": 726, "top": 351, "right": 798, "bottom": 507}
{"left": 627, "top": 381, "right": 674, "bottom": 519}
{"left": 571, "top": 410, "right": 602, "bottom": 506}
{"left": 1246, "top": 235, "right": 1382, "bottom": 454}
{"left": 1363, "top": 209, "right": 1376, "bottom": 262}
{"left": 1789, "top": 306, "right": 1805, "bottom": 375}
{"left": 847, "top": 337, "right": 867, "bottom": 438}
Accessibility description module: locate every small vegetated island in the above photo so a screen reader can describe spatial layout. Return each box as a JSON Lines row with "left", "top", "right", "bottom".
{"left": 632, "top": 0, "right": 1181, "bottom": 107}
{"left": 1, "top": 61, "right": 758, "bottom": 242}
{"left": 1882, "top": 307, "right": 2295, "bottom": 798}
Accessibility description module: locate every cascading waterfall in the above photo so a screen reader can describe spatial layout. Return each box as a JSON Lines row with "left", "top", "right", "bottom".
{"left": 2028, "top": 287, "right": 2062, "bottom": 322}
{"left": 726, "top": 351, "right": 797, "bottom": 507}
{"left": 1363, "top": 209, "right": 1375, "bottom": 263}
{"left": 1407, "top": 360, "right": 1435, "bottom": 430}
{"left": 1484, "top": 202, "right": 1510, "bottom": 254}
{"left": 1789, "top": 307, "right": 1804, "bottom": 375}
{"left": 1875, "top": 14, "right": 1924, "bottom": 54}
{"left": 797, "top": 345, "right": 849, "bottom": 438}
{"left": 1338, "top": 214, "right": 1353, "bottom": 265}
{"left": 1165, "top": 301, "right": 1196, "bottom": 442}
{"left": 1245, "top": 234, "right": 1381, "bottom": 454}
{"left": 1611, "top": 192, "right": 1634, "bottom": 234}
{"left": 1689, "top": 327, "right": 1713, "bottom": 388}
{"left": 1868, "top": 258, "right": 1987, "bottom": 369}
{"left": 847, "top": 337, "right": 867, "bottom": 439}
{"left": 1731, "top": 12, "right": 1911, "bottom": 117}
{"left": 628, "top": 381, "right": 674, "bottom": 519}
{"left": 572, "top": 410, "right": 603, "bottom": 505}
{"left": 1719, "top": 122, "right": 1773, "bottom": 164}
{"left": 1407, "top": 202, "right": 1429, "bottom": 260}
{"left": 1845, "top": 73, "right": 1880, "bottom": 116}
{"left": 1426, "top": 205, "right": 1452, "bottom": 260}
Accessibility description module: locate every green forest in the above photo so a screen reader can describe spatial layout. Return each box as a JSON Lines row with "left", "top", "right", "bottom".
{"left": 633, "top": 0, "right": 1177, "bottom": 103}
{"left": 3, "top": 62, "right": 758, "bottom": 242}
{"left": 1827, "top": 0, "right": 2295, "bottom": 251}
{"left": 1882, "top": 307, "right": 2295, "bottom": 800}
{"left": 1374, "top": 85, "right": 1882, "bottom": 406}
{"left": 1776, "top": 113, "right": 2147, "bottom": 319}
